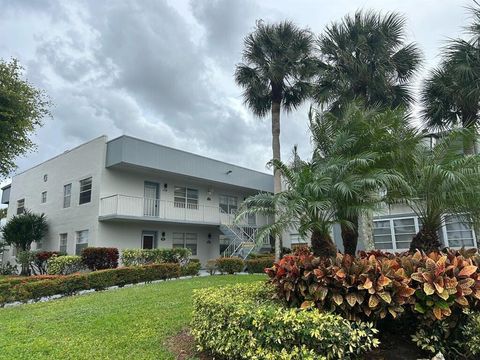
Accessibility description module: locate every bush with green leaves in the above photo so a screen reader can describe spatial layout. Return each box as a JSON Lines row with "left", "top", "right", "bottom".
{"left": 245, "top": 256, "right": 274, "bottom": 273}
{"left": 181, "top": 260, "right": 201, "bottom": 276}
{"left": 47, "top": 255, "right": 84, "bottom": 275}
{"left": 0, "top": 262, "right": 17, "bottom": 276}
{"left": 215, "top": 257, "right": 244, "bottom": 274}
{"left": 121, "top": 248, "right": 191, "bottom": 266}
{"left": 191, "top": 282, "right": 379, "bottom": 359}
{"left": 412, "top": 310, "right": 480, "bottom": 359}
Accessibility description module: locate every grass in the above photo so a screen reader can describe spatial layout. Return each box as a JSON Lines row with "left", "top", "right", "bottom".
{"left": 0, "top": 274, "right": 266, "bottom": 360}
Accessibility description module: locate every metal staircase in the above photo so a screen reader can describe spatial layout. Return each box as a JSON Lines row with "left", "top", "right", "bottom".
{"left": 220, "top": 222, "right": 266, "bottom": 259}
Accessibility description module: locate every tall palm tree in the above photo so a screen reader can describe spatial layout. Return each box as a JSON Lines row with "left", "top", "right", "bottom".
{"left": 390, "top": 129, "right": 480, "bottom": 253}
{"left": 314, "top": 10, "right": 422, "bottom": 114}
{"left": 421, "top": 3, "right": 480, "bottom": 154}
{"left": 235, "top": 21, "right": 317, "bottom": 260}
{"left": 310, "top": 103, "right": 415, "bottom": 254}
{"left": 313, "top": 10, "right": 421, "bottom": 253}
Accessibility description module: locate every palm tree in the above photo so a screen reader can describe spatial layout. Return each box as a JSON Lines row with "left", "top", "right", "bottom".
{"left": 236, "top": 118, "right": 405, "bottom": 258}
{"left": 313, "top": 10, "right": 421, "bottom": 253}
{"left": 235, "top": 20, "right": 317, "bottom": 260}
{"left": 421, "top": 3, "right": 480, "bottom": 154}
{"left": 314, "top": 10, "right": 422, "bottom": 114}
{"left": 390, "top": 129, "right": 480, "bottom": 253}
{"left": 310, "top": 103, "right": 414, "bottom": 254}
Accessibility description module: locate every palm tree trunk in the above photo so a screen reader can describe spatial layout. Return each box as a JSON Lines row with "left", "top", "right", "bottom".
{"left": 462, "top": 116, "right": 476, "bottom": 155}
{"left": 272, "top": 100, "right": 283, "bottom": 261}
{"left": 311, "top": 229, "right": 336, "bottom": 258}
{"left": 341, "top": 222, "right": 358, "bottom": 256}
{"left": 409, "top": 225, "right": 442, "bottom": 253}
{"left": 358, "top": 212, "right": 375, "bottom": 251}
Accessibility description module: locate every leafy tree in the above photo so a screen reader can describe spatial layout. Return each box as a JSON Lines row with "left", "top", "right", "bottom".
{"left": 310, "top": 104, "right": 416, "bottom": 254}
{"left": 0, "top": 59, "right": 51, "bottom": 178}
{"left": 421, "top": 3, "right": 480, "bottom": 154}
{"left": 391, "top": 129, "right": 480, "bottom": 253}
{"left": 1, "top": 211, "right": 48, "bottom": 275}
{"left": 235, "top": 21, "right": 317, "bottom": 260}
{"left": 314, "top": 10, "right": 422, "bottom": 114}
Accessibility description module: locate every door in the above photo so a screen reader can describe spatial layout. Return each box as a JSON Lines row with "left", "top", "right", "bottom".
{"left": 144, "top": 182, "right": 159, "bottom": 216}
{"left": 142, "top": 231, "right": 157, "bottom": 249}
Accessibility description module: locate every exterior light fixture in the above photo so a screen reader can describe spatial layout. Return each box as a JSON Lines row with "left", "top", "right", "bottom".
{"left": 163, "top": 184, "right": 168, "bottom": 191}
{"left": 161, "top": 231, "right": 166, "bottom": 241}
{"left": 226, "top": 170, "right": 232, "bottom": 175}
{"left": 207, "top": 233, "right": 212, "bottom": 244}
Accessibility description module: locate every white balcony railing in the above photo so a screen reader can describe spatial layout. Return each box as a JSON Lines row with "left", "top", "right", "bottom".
{"left": 99, "top": 194, "right": 270, "bottom": 226}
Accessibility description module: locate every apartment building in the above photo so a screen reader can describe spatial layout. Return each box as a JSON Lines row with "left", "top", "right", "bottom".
{"left": 0, "top": 136, "right": 274, "bottom": 265}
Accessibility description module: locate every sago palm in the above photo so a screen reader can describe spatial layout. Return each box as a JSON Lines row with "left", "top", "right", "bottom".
{"left": 235, "top": 20, "right": 317, "bottom": 260}
{"left": 421, "top": 3, "right": 480, "bottom": 154}
{"left": 314, "top": 10, "right": 422, "bottom": 114}
{"left": 391, "top": 129, "right": 480, "bottom": 253}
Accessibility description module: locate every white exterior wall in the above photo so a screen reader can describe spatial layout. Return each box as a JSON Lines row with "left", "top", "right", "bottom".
{"left": 5, "top": 136, "right": 107, "bottom": 258}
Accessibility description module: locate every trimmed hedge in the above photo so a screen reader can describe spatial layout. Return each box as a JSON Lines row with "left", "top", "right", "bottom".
{"left": 81, "top": 247, "right": 119, "bottom": 271}
{"left": 245, "top": 256, "right": 274, "bottom": 274}
{"left": 47, "top": 255, "right": 84, "bottom": 275}
{"left": 0, "top": 263, "right": 181, "bottom": 305}
{"left": 121, "top": 248, "right": 191, "bottom": 266}
{"left": 191, "top": 282, "right": 379, "bottom": 359}
{"left": 215, "top": 257, "right": 244, "bottom": 274}
{"left": 181, "top": 260, "right": 201, "bottom": 277}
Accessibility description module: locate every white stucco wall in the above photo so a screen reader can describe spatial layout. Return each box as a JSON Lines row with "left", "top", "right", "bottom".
{"left": 5, "top": 136, "right": 108, "bottom": 258}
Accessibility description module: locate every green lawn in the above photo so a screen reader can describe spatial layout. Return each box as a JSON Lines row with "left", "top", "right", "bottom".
{"left": 0, "top": 274, "right": 266, "bottom": 360}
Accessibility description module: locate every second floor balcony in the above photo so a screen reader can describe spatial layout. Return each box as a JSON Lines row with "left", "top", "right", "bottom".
{"left": 99, "top": 194, "right": 269, "bottom": 226}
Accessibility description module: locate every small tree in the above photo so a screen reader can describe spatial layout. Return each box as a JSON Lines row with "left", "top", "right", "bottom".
{"left": 1, "top": 211, "right": 48, "bottom": 275}
{"left": 0, "top": 59, "right": 51, "bottom": 179}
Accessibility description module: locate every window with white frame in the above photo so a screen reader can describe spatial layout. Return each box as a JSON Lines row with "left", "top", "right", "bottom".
{"left": 373, "top": 216, "right": 420, "bottom": 250}
{"left": 75, "top": 230, "right": 89, "bottom": 255}
{"left": 172, "top": 232, "right": 197, "bottom": 255}
{"left": 219, "top": 195, "right": 238, "bottom": 214}
{"left": 63, "top": 184, "right": 72, "bottom": 208}
{"left": 174, "top": 186, "right": 198, "bottom": 209}
{"left": 17, "top": 199, "right": 25, "bottom": 215}
{"left": 443, "top": 215, "right": 475, "bottom": 248}
{"left": 41, "top": 191, "right": 47, "bottom": 204}
{"left": 79, "top": 177, "right": 92, "bottom": 205}
{"left": 59, "top": 233, "right": 68, "bottom": 253}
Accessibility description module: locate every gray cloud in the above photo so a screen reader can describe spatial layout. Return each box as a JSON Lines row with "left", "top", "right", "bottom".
{"left": 0, "top": 0, "right": 473, "bottom": 194}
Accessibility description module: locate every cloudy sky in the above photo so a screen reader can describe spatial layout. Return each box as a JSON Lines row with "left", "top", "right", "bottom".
{"left": 0, "top": 0, "right": 473, "bottom": 192}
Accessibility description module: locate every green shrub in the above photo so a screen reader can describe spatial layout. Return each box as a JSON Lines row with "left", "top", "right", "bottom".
{"left": 47, "top": 255, "right": 84, "bottom": 275}
{"left": 245, "top": 256, "right": 274, "bottom": 273}
{"left": 215, "top": 257, "right": 244, "bottom": 274}
{"left": 0, "top": 262, "right": 17, "bottom": 275}
{"left": 121, "top": 248, "right": 191, "bottom": 266}
{"left": 412, "top": 310, "right": 480, "bottom": 359}
{"left": 181, "top": 261, "right": 201, "bottom": 276}
{"left": 205, "top": 259, "right": 217, "bottom": 275}
{"left": 0, "top": 263, "right": 181, "bottom": 304}
{"left": 191, "top": 283, "right": 379, "bottom": 360}
{"left": 81, "top": 247, "right": 119, "bottom": 271}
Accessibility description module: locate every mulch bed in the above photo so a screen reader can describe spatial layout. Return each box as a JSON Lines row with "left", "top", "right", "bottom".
{"left": 166, "top": 328, "right": 430, "bottom": 360}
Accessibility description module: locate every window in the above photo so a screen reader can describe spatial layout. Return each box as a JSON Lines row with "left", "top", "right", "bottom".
{"left": 444, "top": 215, "right": 475, "bottom": 248}
{"left": 373, "top": 216, "right": 419, "bottom": 250}
{"left": 174, "top": 186, "right": 198, "bottom": 209}
{"left": 17, "top": 199, "right": 25, "bottom": 215}
{"left": 142, "top": 231, "right": 157, "bottom": 249}
{"left": 41, "top": 191, "right": 47, "bottom": 204}
{"left": 79, "top": 177, "right": 92, "bottom": 204}
{"left": 59, "top": 233, "right": 68, "bottom": 253}
{"left": 75, "top": 230, "right": 89, "bottom": 255}
{"left": 63, "top": 184, "right": 72, "bottom": 208}
{"left": 219, "top": 195, "right": 238, "bottom": 214}
{"left": 173, "top": 232, "right": 197, "bottom": 255}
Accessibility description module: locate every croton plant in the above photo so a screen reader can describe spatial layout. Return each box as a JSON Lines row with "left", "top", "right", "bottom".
{"left": 265, "top": 248, "right": 480, "bottom": 322}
